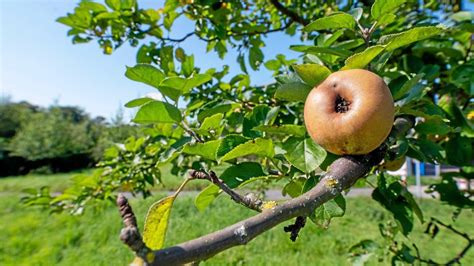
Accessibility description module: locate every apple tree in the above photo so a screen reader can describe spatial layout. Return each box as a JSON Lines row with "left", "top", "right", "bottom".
{"left": 24, "top": 0, "right": 473, "bottom": 264}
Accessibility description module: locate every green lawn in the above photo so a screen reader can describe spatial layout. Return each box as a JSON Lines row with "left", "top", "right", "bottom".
{"left": 1, "top": 173, "right": 473, "bottom": 265}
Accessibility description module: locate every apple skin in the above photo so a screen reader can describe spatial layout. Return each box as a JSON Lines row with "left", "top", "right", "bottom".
{"left": 304, "top": 69, "right": 395, "bottom": 155}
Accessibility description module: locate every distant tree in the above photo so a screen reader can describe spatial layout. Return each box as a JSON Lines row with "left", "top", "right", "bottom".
{"left": 0, "top": 100, "right": 37, "bottom": 139}
{"left": 8, "top": 107, "right": 95, "bottom": 161}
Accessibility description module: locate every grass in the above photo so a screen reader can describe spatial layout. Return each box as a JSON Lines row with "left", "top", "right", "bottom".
{"left": 1, "top": 173, "right": 473, "bottom": 265}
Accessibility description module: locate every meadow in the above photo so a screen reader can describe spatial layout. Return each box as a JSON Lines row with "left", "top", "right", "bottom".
{"left": 1, "top": 173, "right": 472, "bottom": 266}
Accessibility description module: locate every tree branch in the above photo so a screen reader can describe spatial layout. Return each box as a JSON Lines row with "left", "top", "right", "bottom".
{"left": 150, "top": 150, "right": 387, "bottom": 265}
{"left": 269, "top": 0, "right": 309, "bottom": 26}
{"left": 117, "top": 194, "right": 151, "bottom": 259}
{"left": 121, "top": 117, "right": 413, "bottom": 265}
{"left": 179, "top": 121, "right": 204, "bottom": 143}
{"left": 189, "top": 169, "right": 263, "bottom": 212}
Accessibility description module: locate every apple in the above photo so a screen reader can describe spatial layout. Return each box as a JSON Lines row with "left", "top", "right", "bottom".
{"left": 304, "top": 69, "right": 395, "bottom": 155}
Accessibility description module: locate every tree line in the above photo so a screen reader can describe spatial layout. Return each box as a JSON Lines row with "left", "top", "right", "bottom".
{"left": 0, "top": 98, "right": 137, "bottom": 176}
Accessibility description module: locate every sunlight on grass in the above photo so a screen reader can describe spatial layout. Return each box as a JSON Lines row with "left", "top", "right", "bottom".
{"left": 1, "top": 188, "right": 472, "bottom": 265}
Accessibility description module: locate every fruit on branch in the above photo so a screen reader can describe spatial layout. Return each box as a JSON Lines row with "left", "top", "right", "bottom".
{"left": 381, "top": 156, "right": 406, "bottom": 171}
{"left": 304, "top": 69, "right": 394, "bottom": 155}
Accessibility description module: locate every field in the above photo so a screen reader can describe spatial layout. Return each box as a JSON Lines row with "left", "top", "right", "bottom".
{"left": 1, "top": 173, "right": 472, "bottom": 265}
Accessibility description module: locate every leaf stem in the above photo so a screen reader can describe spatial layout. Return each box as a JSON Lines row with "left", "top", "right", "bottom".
{"left": 173, "top": 178, "right": 191, "bottom": 197}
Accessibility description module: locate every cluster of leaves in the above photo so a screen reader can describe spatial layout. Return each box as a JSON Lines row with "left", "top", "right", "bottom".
{"left": 27, "top": 0, "right": 473, "bottom": 263}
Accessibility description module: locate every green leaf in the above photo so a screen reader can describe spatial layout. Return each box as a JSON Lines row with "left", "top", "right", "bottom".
{"left": 197, "top": 102, "right": 239, "bottom": 122}
{"left": 392, "top": 73, "right": 425, "bottom": 100}
{"left": 333, "top": 39, "right": 365, "bottom": 50}
{"left": 237, "top": 53, "right": 248, "bottom": 74}
{"left": 444, "top": 136, "right": 473, "bottom": 166}
{"left": 282, "top": 137, "right": 327, "bottom": 173}
{"left": 372, "top": 174, "right": 414, "bottom": 235}
{"left": 105, "top": 0, "right": 121, "bottom": 11}
{"left": 400, "top": 187, "right": 424, "bottom": 223}
{"left": 95, "top": 11, "right": 120, "bottom": 20}
{"left": 348, "top": 240, "right": 380, "bottom": 266}
{"left": 291, "top": 45, "right": 352, "bottom": 58}
{"left": 408, "top": 139, "right": 445, "bottom": 164}
{"left": 220, "top": 162, "right": 266, "bottom": 188}
{"left": 304, "top": 13, "right": 356, "bottom": 31}
{"left": 216, "top": 135, "right": 249, "bottom": 158}
{"left": 243, "top": 105, "right": 278, "bottom": 138}
{"left": 143, "top": 195, "right": 175, "bottom": 250}
{"left": 349, "top": 8, "right": 363, "bottom": 21}
{"left": 133, "top": 101, "right": 182, "bottom": 124}
{"left": 56, "top": 16, "right": 76, "bottom": 27}
{"left": 377, "top": 13, "right": 397, "bottom": 26}
{"left": 450, "top": 63, "right": 474, "bottom": 95}
{"left": 125, "top": 64, "right": 180, "bottom": 100}
{"left": 311, "top": 194, "right": 346, "bottom": 228}
{"left": 194, "top": 185, "right": 220, "bottom": 211}
{"left": 371, "top": 0, "right": 406, "bottom": 20}
{"left": 80, "top": 2, "right": 108, "bottom": 12}
{"left": 182, "top": 139, "right": 222, "bottom": 161}
{"left": 341, "top": 45, "right": 385, "bottom": 70}
{"left": 158, "top": 137, "right": 190, "bottom": 166}
{"left": 159, "top": 74, "right": 211, "bottom": 99}
{"left": 219, "top": 138, "right": 274, "bottom": 162}
{"left": 249, "top": 46, "right": 264, "bottom": 70}
{"left": 395, "top": 83, "right": 427, "bottom": 107}
{"left": 182, "top": 54, "right": 195, "bottom": 77}
{"left": 414, "top": 117, "right": 452, "bottom": 135}
{"left": 121, "top": 0, "right": 136, "bottom": 9}
{"left": 253, "top": 125, "right": 306, "bottom": 138}
{"left": 274, "top": 82, "right": 312, "bottom": 102}
{"left": 302, "top": 176, "right": 319, "bottom": 194}
{"left": 293, "top": 64, "right": 331, "bottom": 87}
{"left": 429, "top": 176, "right": 474, "bottom": 208}
{"left": 438, "top": 95, "right": 474, "bottom": 137}
{"left": 450, "top": 11, "right": 474, "bottom": 22}
{"left": 124, "top": 97, "right": 154, "bottom": 108}
{"left": 283, "top": 180, "right": 304, "bottom": 198}
{"left": 264, "top": 59, "right": 281, "bottom": 71}
{"left": 197, "top": 113, "right": 224, "bottom": 136}
{"left": 320, "top": 30, "right": 345, "bottom": 47}
{"left": 379, "top": 26, "right": 444, "bottom": 51}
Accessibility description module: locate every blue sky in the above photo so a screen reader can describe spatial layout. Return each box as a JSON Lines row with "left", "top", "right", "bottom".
{"left": 1, "top": 0, "right": 299, "bottom": 120}
{"left": 2, "top": 1, "right": 472, "bottom": 120}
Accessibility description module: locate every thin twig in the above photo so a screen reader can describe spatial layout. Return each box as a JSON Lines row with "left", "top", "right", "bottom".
{"left": 180, "top": 121, "right": 204, "bottom": 143}
{"left": 189, "top": 169, "right": 263, "bottom": 212}
{"left": 269, "top": 0, "right": 308, "bottom": 26}
{"left": 414, "top": 217, "right": 473, "bottom": 265}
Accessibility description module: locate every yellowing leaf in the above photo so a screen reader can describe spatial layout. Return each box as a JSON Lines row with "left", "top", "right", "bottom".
{"left": 142, "top": 195, "right": 176, "bottom": 250}
{"left": 130, "top": 256, "right": 146, "bottom": 266}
